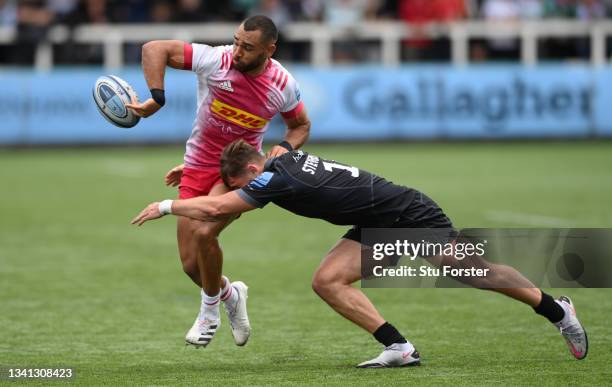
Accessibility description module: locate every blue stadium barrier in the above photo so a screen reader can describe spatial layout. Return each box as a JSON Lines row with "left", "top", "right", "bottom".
{"left": 1, "top": 65, "right": 611, "bottom": 145}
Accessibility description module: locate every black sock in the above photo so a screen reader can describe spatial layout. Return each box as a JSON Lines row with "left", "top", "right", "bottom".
{"left": 533, "top": 291, "right": 565, "bottom": 323}
{"left": 373, "top": 322, "right": 407, "bottom": 347}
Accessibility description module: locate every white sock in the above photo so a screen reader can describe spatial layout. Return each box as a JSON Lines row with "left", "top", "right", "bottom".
{"left": 220, "top": 275, "right": 239, "bottom": 309}
{"left": 200, "top": 289, "right": 220, "bottom": 321}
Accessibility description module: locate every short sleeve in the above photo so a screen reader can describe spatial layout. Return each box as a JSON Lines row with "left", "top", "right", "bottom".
{"left": 236, "top": 171, "right": 292, "bottom": 208}
{"left": 280, "top": 73, "right": 304, "bottom": 118}
{"left": 189, "top": 43, "right": 226, "bottom": 78}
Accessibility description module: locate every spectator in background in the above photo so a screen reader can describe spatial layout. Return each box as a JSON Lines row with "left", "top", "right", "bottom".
{"left": 53, "top": 0, "right": 110, "bottom": 65}
{"left": 539, "top": 0, "right": 605, "bottom": 61}
{"left": 576, "top": 0, "right": 606, "bottom": 56}
{"left": 47, "top": 0, "right": 82, "bottom": 66}
{"left": 399, "top": 0, "right": 466, "bottom": 61}
{"left": 81, "top": 0, "right": 108, "bottom": 24}
{"left": 376, "top": 0, "right": 399, "bottom": 19}
{"left": 232, "top": 0, "right": 257, "bottom": 20}
{"left": 0, "top": 0, "right": 17, "bottom": 27}
{"left": 47, "top": 0, "right": 77, "bottom": 23}
{"left": 249, "top": 0, "right": 291, "bottom": 28}
{"left": 543, "top": 0, "right": 577, "bottom": 17}
{"left": 321, "top": 0, "right": 386, "bottom": 62}
{"left": 364, "top": 0, "right": 386, "bottom": 20}
{"left": 13, "top": 0, "right": 54, "bottom": 64}
{"left": 605, "top": 0, "right": 612, "bottom": 16}
{"left": 150, "top": 0, "right": 173, "bottom": 23}
{"left": 173, "top": 0, "right": 247, "bottom": 22}
{"left": 108, "top": 0, "right": 150, "bottom": 23}
{"left": 399, "top": 0, "right": 466, "bottom": 30}
{"left": 300, "top": 0, "right": 324, "bottom": 21}
{"left": 478, "top": 0, "right": 545, "bottom": 21}
{"left": 539, "top": 0, "right": 576, "bottom": 60}
{"left": 0, "top": 0, "right": 17, "bottom": 65}
{"left": 518, "top": 0, "right": 544, "bottom": 18}
{"left": 576, "top": 0, "right": 606, "bottom": 19}
{"left": 323, "top": 0, "right": 368, "bottom": 27}
{"left": 481, "top": 0, "right": 521, "bottom": 60}
{"left": 482, "top": 0, "right": 520, "bottom": 22}
{"left": 174, "top": 0, "right": 207, "bottom": 22}
{"left": 108, "top": 0, "right": 153, "bottom": 65}
{"left": 284, "top": 0, "right": 309, "bottom": 21}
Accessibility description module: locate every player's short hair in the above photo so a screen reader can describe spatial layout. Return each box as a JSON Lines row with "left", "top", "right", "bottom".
{"left": 220, "top": 139, "right": 263, "bottom": 187}
{"left": 242, "top": 15, "right": 278, "bottom": 44}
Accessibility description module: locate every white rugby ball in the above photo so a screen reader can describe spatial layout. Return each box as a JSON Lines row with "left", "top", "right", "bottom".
{"left": 92, "top": 75, "right": 140, "bottom": 128}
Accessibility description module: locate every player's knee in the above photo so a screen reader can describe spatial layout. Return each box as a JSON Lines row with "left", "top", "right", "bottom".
{"left": 311, "top": 270, "right": 339, "bottom": 298}
{"left": 311, "top": 278, "right": 327, "bottom": 298}
{"left": 193, "top": 225, "right": 219, "bottom": 246}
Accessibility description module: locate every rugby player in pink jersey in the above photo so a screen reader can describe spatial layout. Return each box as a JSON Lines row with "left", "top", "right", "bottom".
{"left": 126, "top": 16, "right": 311, "bottom": 347}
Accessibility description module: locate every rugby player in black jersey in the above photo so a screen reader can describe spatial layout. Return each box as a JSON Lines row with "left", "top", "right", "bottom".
{"left": 132, "top": 140, "right": 588, "bottom": 368}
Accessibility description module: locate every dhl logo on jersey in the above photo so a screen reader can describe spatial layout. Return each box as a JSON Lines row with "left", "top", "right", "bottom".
{"left": 210, "top": 99, "right": 268, "bottom": 129}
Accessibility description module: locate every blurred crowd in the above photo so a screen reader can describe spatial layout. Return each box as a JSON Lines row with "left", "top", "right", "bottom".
{"left": 1, "top": 0, "right": 611, "bottom": 65}
{"left": 2, "top": 0, "right": 612, "bottom": 25}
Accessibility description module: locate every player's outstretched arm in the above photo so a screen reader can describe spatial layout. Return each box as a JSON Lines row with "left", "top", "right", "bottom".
{"left": 175, "top": 192, "right": 256, "bottom": 220}
{"left": 141, "top": 40, "right": 188, "bottom": 87}
{"left": 131, "top": 192, "right": 256, "bottom": 226}
{"left": 126, "top": 40, "right": 188, "bottom": 118}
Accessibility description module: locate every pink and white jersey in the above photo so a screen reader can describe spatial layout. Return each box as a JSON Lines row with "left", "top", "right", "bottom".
{"left": 182, "top": 43, "right": 304, "bottom": 168}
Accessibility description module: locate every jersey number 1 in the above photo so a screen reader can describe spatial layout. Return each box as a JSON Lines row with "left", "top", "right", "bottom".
{"left": 322, "top": 161, "right": 359, "bottom": 177}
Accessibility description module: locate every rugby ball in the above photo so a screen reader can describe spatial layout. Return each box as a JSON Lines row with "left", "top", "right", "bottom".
{"left": 92, "top": 75, "right": 140, "bottom": 128}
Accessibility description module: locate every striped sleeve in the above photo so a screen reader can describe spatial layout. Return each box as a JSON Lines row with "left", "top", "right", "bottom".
{"left": 278, "top": 70, "right": 304, "bottom": 118}
{"left": 189, "top": 43, "right": 229, "bottom": 77}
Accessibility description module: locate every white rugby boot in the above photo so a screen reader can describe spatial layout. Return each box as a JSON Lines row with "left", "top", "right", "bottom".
{"left": 555, "top": 296, "right": 588, "bottom": 360}
{"left": 357, "top": 343, "right": 421, "bottom": 368}
{"left": 223, "top": 281, "right": 251, "bottom": 346}
{"left": 185, "top": 317, "right": 220, "bottom": 347}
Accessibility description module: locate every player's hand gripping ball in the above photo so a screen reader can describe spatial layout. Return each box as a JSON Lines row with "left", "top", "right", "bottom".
{"left": 92, "top": 75, "right": 141, "bottom": 128}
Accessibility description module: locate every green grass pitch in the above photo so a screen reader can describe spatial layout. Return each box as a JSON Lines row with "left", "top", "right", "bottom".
{"left": 1, "top": 142, "right": 612, "bottom": 385}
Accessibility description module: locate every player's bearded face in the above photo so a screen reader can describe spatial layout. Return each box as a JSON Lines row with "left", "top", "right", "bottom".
{"left": 232, "top": 26, "right": 273, "bottom": 73}
{"left": 233, "top": 52, "right": 267, "bottom": 73}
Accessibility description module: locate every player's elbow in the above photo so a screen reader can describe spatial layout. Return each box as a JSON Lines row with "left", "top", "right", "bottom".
{"left": 142, "top": 41, "right": 158, "bottom": 63}
{"left": 142, "top": 41, "right": 169, "bottom": 59}
{"left": 301, "top": 116, "right": 312, "bottom": 135}
{"left": 142, "top": 41, "right": 158, "bottom": 55}
{"left": 300, "top": 118, "right": 311, "bottom": 144}
{"left": 304, "top": 116, "right": 312, "bottom": 130}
